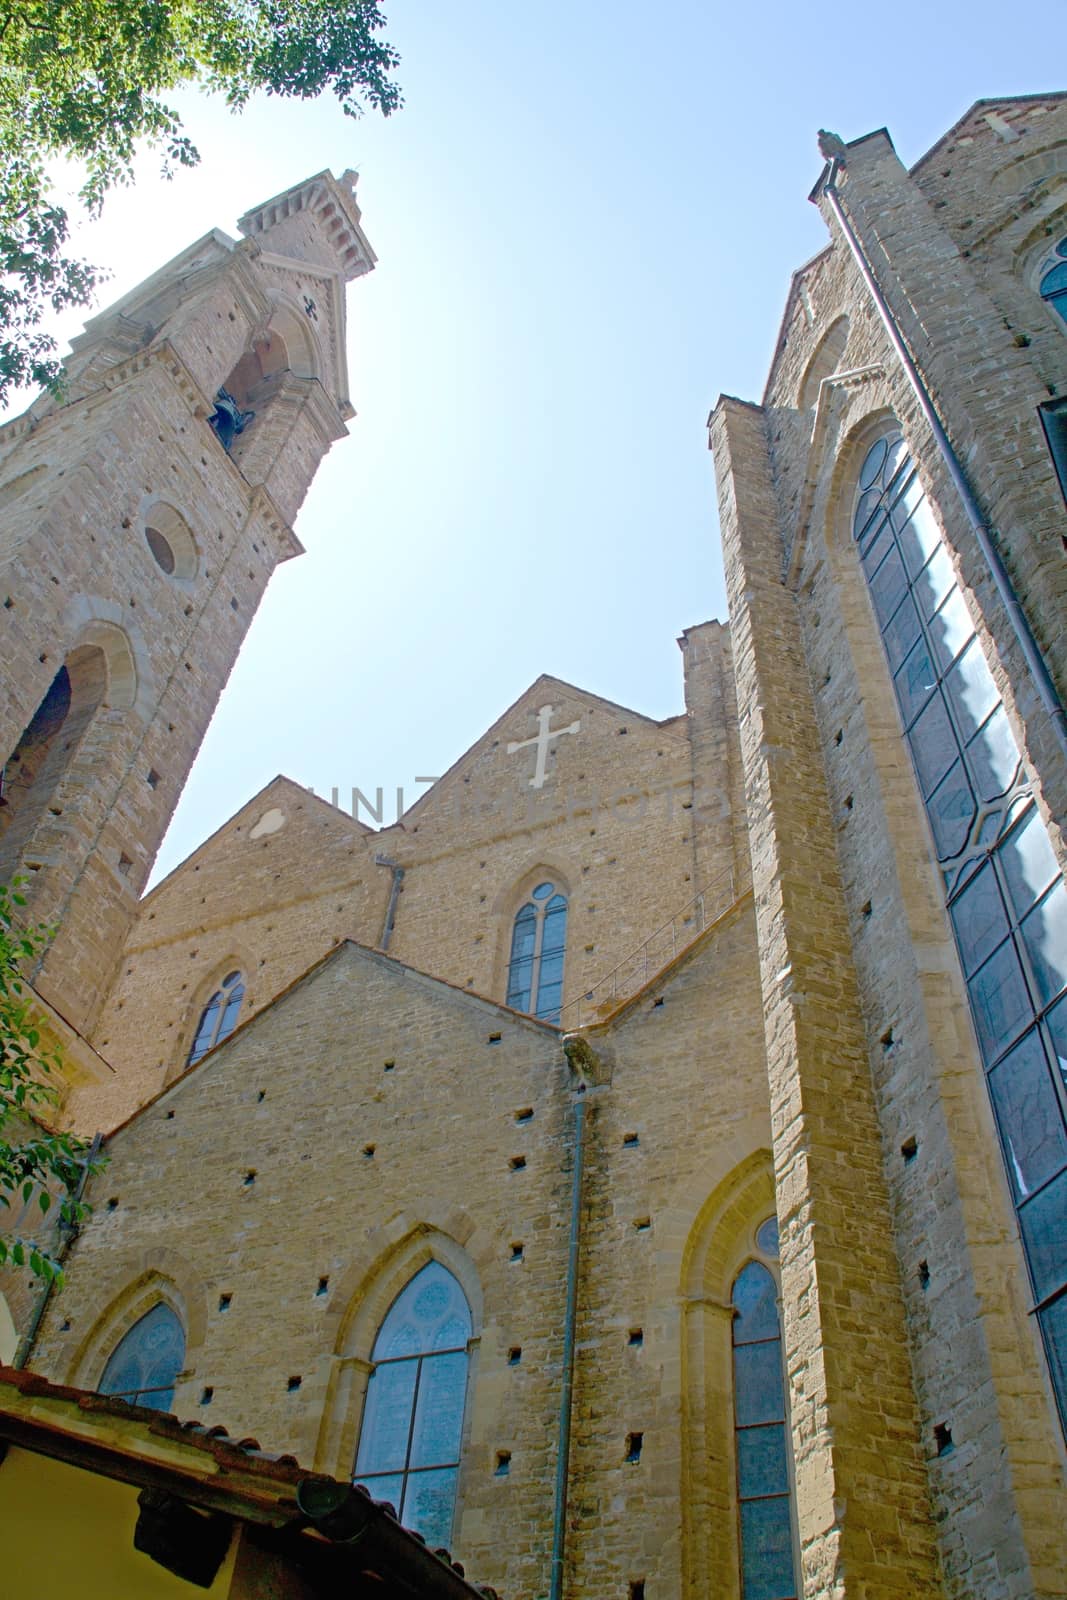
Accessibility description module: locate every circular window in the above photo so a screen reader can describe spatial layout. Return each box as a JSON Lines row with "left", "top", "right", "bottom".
{"left": 145, "top": 526, "right": 176, "bottom": 574}
{"left": 140, "top": 503, "right": 198, "bottom": 580}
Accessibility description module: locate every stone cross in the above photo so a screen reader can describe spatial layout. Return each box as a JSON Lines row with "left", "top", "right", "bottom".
{"left": 507, "top": 704, "right": 581, "bottom": 790}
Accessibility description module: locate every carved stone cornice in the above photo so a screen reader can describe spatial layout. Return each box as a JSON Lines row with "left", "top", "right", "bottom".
{"left": 237, "top": 170, "right": 377, "bottom": 283}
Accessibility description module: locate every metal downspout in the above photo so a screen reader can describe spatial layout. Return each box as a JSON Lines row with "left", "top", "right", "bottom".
{"left": 822, "top": 157, "right": 1067, "bottom": 761}
{"left": 549, "top": 1089, "right": 586, "bottom": 1600}
{"left": 377, "top": 860, "right": 405, "bottom": 952}
{"left": 14, "top": 1130, "right": 103, "bottom": 1369}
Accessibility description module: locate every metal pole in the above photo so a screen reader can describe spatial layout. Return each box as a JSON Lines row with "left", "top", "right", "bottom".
{"left": 548, "top": 1093, "right": 586, "bottom": 1600}
{"left": 14, "top": 1130, "right": 102, "bottom": 1368}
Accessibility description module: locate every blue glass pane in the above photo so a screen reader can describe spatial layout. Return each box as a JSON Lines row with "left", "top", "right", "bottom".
{"left": 968, "top": 939, "right": 1032, "bottom": 1063}
{"left": 907, "top": 693, "right": 958, "bottom": 797}
{"left": 950, "top": 862, "right": 1009, "bottom": 976}
{"left": 912, "top": 546, "right": 955, "bottom": 621}
{"left": 1046, "top": 994, "right": 1067, "bottom": 1094}
{"left": 1018, "top": 1170, "right": 1067, "bottom": 1303}
{"left": 355, "top": 1359, "right": 417, "bottom": 1474}
{"left": 733, "top": 1342, "right": 785, "bottom": 1426}
{"left": 535, "top": 983, "right": 562, "bottom": 1023}
{"left": 894, "top": 637, "right": 938, "bottom": 724}
{"left": 1038, "top": 1296, "right": 1067, "bottom": 1430}
{"left": 1000, "top": 807, "right": 1061, "bottom": 919}
{"left": 737, "top": 1422, "right": 789, "bottom": 1498}
{"left": 884, "top": 436, "right": 909, "bottom": 484}
{"left": 507, "top": 962, "right": 533, "bottom": 1010}
{"left": 857, "top": 502, "right": 889, "bottom": 555}
{"left": 739, "top": 1497, "right": 797, "bottom": 1600}
{"left": 858, "top": 437, "right": 887, "bottom": 491}
{"left": 881, "top": 594, "right": 921, "bottom": 673}
{"left": 895, "top": 494, "right": 941, "bottom": 577}
{"left": 1021, "top": 883, "right": 1067, "bottom": 1007}
{"left": 732, "top": 1261, "right": 780, "bottom": 1344}
{"left": 354, "top": 1471, "right": 404, "bottom": 1513}
{"left": 189, "top": 995, "right": 220, "bottom": 1061}
{"left": 99, "top": 1303, "right": 185, "bottom": 1410}
{"left": 539, "top": 950, "right": 565, "bottom": 989}
{"left": 410, "top": 1351, "right": 467, "bottom": 1468}
{"left": 508, "top": 906, "right": 537, "bottom": 1008}
{"left": 542, "top": 903, "right": 567, "bottom": 953}
{"left": 928, "top": 589, "right": 975, "bottom": 674}
{"left": 1041, "top": 260, "right": 1067, "bottom": 296}
{"left": 756, "top": 1217, "right": 780, "bottom": 1257}
{"left": 967, "top": 706, "right": 1022, "bottom": 802}
{"left": 988, "top": 1031, "right": 1067, "bottom": 1201}
{"left": 219, "top": 988, "right": 244, "bottom": 1040}
{"left": 531, "top": 882, "right": 554, "bottom": 899}
{"left": 944, "top": 639, "right": 1000, "bottom": 741}
{"left": 403, "top": 1466, "right": 458, "bottom": 1549}
{"left": 927, "top": 761, "right": 975, "bottom": 861}
{"left": 868, "top": 545, "right": 909, "bottom": 625}
{"left": 511, "top": 905, "right": 537, "bottom": 952}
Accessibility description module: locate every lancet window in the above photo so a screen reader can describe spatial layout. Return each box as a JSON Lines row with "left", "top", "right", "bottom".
{"left": 732, "top": 1217, "right": 798, "bottom": 1600}
{"left": 506, "top": 882, "right": 567, "bottom": 1023}
{"left": 186, "top": 970, "right": 245, "bottom": 1066}
{"left": 0, "top": 649, "right": 107, "bottom": 883}
{"left": 98, "top": 1303, "right": 186, "bottom": 1412}
{"left": 353, "top": 1261, "right": 472, "bottom": 1548}
{"left": 853, "top": 429, "right": 1067, "bottom": 1429}
{"left": 1039, "top": 236, "right": 1067, "bottom": 328}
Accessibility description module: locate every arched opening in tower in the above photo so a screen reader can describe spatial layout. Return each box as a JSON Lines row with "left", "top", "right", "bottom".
{"left": 0, "top": 645, "right": 108, "bottom": 883}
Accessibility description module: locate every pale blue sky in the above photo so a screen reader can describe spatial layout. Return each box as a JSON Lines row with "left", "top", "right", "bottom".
{"left": 7, "top": 4, "right": 1061, "bottom": 880}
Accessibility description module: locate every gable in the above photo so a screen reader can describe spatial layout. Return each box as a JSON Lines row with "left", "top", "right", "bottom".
{"left": 393, "top": 674, "right": 688, "bottom": 841}
{"left": 133, "top": 777, "right": 381, "bottom": 944}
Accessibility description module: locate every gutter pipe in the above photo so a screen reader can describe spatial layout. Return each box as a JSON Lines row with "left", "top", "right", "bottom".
{"left": 549, "top": 1090, "right": 586, "bottom": 1600}
{"left": 822, "top": 157, "right": 1067, "bottom": 761}
{"left": 14, "top": 1130, "right": 103, "bottom": 1369}
{"left": 377, "top": 859, "right": 405, "bottom": 952}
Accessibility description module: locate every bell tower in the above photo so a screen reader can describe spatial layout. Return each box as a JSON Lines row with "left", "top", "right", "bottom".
{"left": 0, "top": 171, "right": 374, "bottom": 1087}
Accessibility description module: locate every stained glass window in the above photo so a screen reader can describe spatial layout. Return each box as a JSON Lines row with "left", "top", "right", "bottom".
{"left": 854, "top": 431, "right": 1067, "bottom": 1432}
{"left": 506, "top": 882, "right": 567, "bottom": 1023}
{"left": 1039, "top": 237, "right": 1067, "bottom": 328}
{"left": 186, "top": 970, "right": 245, "bottom": 1065}
{"left": 98, "top": 1302, "right": 185, "bottom": 1412}
{"left": 732, "top": 1236, "right": 798, "bottom": 1600}
{"left": 353, "top": 1261, "right": 472, "bottom": 1549}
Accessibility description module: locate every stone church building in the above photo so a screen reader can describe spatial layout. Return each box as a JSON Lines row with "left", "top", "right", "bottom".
{"left": 0, "top": 95, "right": 1065, "bottom": 1600}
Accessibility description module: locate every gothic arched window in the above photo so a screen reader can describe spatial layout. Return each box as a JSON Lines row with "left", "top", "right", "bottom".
{"left": 353, "top": 1261, "right": 472, "bottom": 1548}
{"left": 1039, "top": 236, "right": 1067, "bottom": 328}
{"left": 854, "top": 429, "right": 1067, "bottom": 1430}
{"left": 732, "top": 1218, "right": 798, "bottom": 1600}
{"left": 0, "top": 647, "right": 108, "bottom": 883}
{"left": 186, "top": 970, "right": 245, "bottom": 1065}
{"left": 506, "top": 881, "right": 567, "bottom": 1023}
{"left": 98, "top": 1303, "right": 185, "bottom": 1412}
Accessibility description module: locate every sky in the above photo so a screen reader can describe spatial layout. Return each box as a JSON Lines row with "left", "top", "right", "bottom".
{"left": 6, "top": 3, "right": 1062, "bottom": 882}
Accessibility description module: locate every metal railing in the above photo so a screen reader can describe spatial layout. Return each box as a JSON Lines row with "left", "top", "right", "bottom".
{"left": 559, "top": 865, "right": 738, "bottom": 1029}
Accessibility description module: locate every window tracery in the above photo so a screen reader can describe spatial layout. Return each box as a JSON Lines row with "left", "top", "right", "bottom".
{"left": 98, "top": 1302, "right": 185, "bottom": 1412}
{"left": 186, "top": 970, "right": 245, "bottom": 1065}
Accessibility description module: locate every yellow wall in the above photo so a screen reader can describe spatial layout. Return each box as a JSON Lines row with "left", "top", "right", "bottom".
{"left": 0, "top": 1447, "right": 238, "bottom": 1600}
